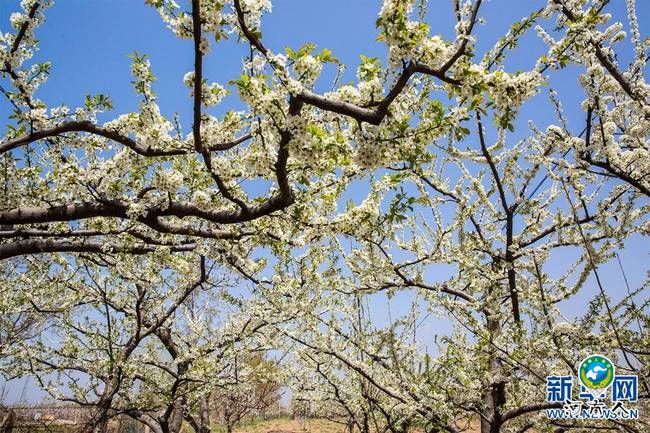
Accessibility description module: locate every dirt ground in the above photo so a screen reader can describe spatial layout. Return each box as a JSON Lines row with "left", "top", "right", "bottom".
{"left": 230, "top": 418, "right": 345, "bottom": 433}
{"left": 228, "top": 418, "right": 484, "bottom": 433}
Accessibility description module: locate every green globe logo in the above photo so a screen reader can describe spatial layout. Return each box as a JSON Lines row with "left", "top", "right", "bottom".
{"left": 579, "top": 355, "right": 615, "bottom": 390}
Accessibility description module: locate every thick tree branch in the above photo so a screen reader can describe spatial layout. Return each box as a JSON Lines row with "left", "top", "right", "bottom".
{"left": 477, "top": 113, "right": 520, "bottom": 323}
{"left": 192, "top": 0, "right": 204, "bottom": 152}
{"left": 0, "top": 189, "right": 291, "bottom": 227}
{"left": 232, "top": 0, "right": 476, "bottom": 126}
{"left": 0, "top": 120, "right": 252, "bottom": 156}
{"left": 0, "top": 238, "right": 196, "bottom": 260}
{"left": 501, "top": 402, "right": 563, "bottom": 424}
{"left": 580, "top": 155, "right": 650, "bottom": 197}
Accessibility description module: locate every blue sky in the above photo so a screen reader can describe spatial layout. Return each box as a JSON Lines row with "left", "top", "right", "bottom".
{"left": 0, "top": 0, "right": 595, "bottom": 121}
{"left": 1, "top": 0, "right": 647, "bottom": 134}
{"left": 1, "top": 0, "right": 648, "bottom": 404}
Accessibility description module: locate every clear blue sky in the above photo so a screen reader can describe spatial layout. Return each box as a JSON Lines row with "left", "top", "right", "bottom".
{"left": 1, "top": 0, "right": 648, "bottom": 404}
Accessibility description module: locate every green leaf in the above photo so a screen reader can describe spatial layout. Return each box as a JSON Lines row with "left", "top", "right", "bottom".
{"left": 318, "top": 48, "right": 339, "bottom": 64}
{"left": 297, "top": 43, "right": 316, "bottom": 57}
{"left": 284, "top": 47, "right": 297, "bottom": 59}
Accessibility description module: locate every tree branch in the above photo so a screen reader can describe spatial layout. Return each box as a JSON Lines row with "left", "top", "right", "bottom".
{"left": 0, "top": 238, "right": 196, "bottom": 260}
{"left": 232, "top": 0, "right": 473, "bottom": 126}
{"left": 0, "top": 120, "right": 252, "bottom": 156}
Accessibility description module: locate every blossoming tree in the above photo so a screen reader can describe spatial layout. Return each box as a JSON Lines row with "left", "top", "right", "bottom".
{"left": 1, "top": 0, "right": 648, "bottom": 433}
{"left": 4, "top": 252, "right": 278, "bottom": 433}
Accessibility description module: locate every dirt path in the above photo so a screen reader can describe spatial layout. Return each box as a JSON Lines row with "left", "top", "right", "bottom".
{"left": 233, "top": 418, "right": 343, "bottom": 433}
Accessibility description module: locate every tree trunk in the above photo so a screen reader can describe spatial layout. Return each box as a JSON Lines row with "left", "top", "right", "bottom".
{"left": 480, "top": 313, "right": 505, "bottom": 433}
{"left": 81, "top": 408, "right": 109, "bottom": 433}
{"left": 199, "top": 395, "right": 211, "bottom": 433}
{"left": 0, "top": 409, "right": 15, "bottom": 433}
{"left": 163, "top": 400, "right": 184, "bottom": 433}
{"left": 361, "top": 412, "right": 369, "bottom": 433}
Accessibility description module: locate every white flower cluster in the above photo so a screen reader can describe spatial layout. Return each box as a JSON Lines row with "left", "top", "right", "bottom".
{"left": 192, "top": 189, "right": 213, "bottom": 209}
{"left": 235, "top": 75, "right": 270, "bottom": 109}
{"left": 378, "top": 0, "right": 455, "bottom": 68}
{"left": 0, "top": 1, "right": 52, "bottom": 112}
{"left": 293, "top": 55, "right": 322, "bottom": 86}
{"left": 131, "top": 57, "right": 153, "bottom": 82}
{"left": 22, "top": 107, "right": 49, "bottom": 129}
{"left": 331, "top": 84, "right": 362, "bottom": 103}
{"left": 200, "top": 112, "right": 245, "bottom": 150}
{"left": 357, "top": 59, "right": 381, "bottom": 82}
{"left": 126, "top": 201, "right": 148, "bottom": 219}
{"left": 239, "top": 0, "right": 272, "bottom": 30}
{"left": 129, "top": 54, "right": 157, "bottom": 101}
{"left": 156, "top": 168, "right": 184, "bottom": 193}
{"left": 145, "top": 1, "right": 197, "bottom": 39}
{"left": 359, "top": 78, "right": 384, "bottom": 102}
{"left": 104, "top": 102, "right": 177, "bottom": 152}
{"left": 378, "top": 0, "right": 427, "bottom": 66}
{"left": 9, "top": 12, "right": 27, "bottom": 30}
{"left": 486, "top": 70, "right": 543, "bottom": 111}
{"left": 354, "top": 126, "right": 390, "bottom": 169}
{"left": 329, "top": 61, "right": 383, "bottom": 105}
{"left": 184, "top": 71, "right": 228, "bottom": 106}
{"left": 420, "top": 35, "right": 452, "bottom": 69}
{"left": 243, "top": 53, "right": 268, "bottom": 74}
{"left": 173, "top": 12, "right": 194, "bottom": 38}
{"left": 183, "top": 70, "right": 195, "bottom": 87}
{"left": 285, "top": 114, "right": 311, "bottom": 157}
{"left": 201, "top": 0, "right": 226, "bottom": 33}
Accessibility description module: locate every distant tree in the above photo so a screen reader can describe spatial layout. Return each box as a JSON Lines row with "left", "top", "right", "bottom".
{"left": 4, "top": 253, "right": 267, "bottom": 433}
{"left": 212, "top": 352, "right": 282, "bottom": 433}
